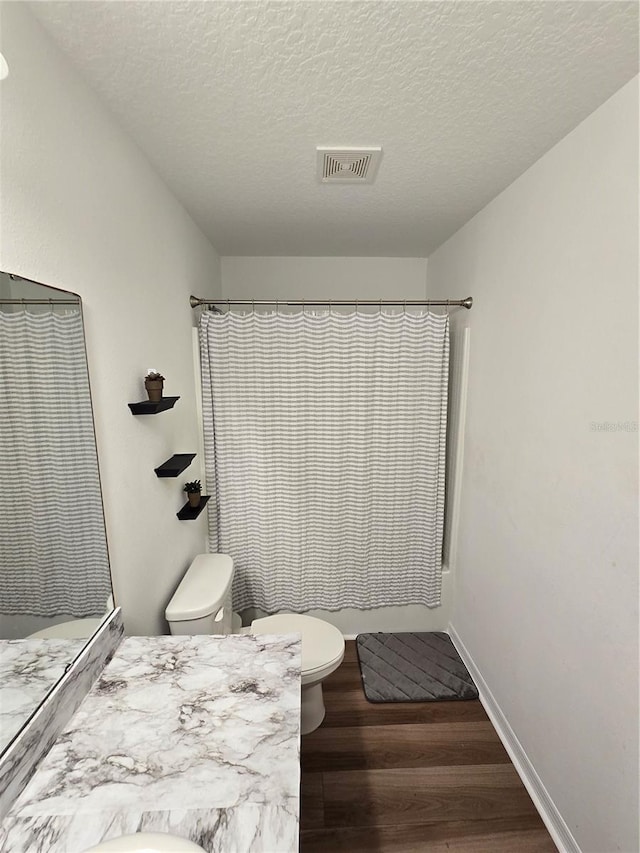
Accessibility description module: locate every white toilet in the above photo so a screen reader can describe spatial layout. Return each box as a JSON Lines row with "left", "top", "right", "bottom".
{"left": 27, "top": 595, "right": 115, "bottom": 640}
{"left": 165, "top": 554, "right": 345, "bottom": 734}
{"left": 164, "top": 554, "right": 236, "bottom": 636}
{"left": 251, "top": 612, "right": 344, "bottom": 734}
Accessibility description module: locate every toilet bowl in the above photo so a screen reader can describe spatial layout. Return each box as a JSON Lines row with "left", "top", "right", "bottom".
{"left": 251, "top": 613, "right": 344, "bottom": 734}
{"left": 27, "top": 596, "right": 115, "bottom": 640}
{"left": 27, "top": 618, "right": 105, "bottom": 640}
{"left": 165, "top": 555, "right": 345, "bottom": 734}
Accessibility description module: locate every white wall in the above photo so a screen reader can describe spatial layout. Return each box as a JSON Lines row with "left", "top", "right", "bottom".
{"left": 427, "top": 77, "right": 639, "bottom": 853}
{"left": 222, "top": 256, "right": 427, "bottom": 303}
{"left": 0, "top": 3, "right": 222, "bottom": 635}
{"left": 221, "top": 255, "right": 455, "bottom": 636}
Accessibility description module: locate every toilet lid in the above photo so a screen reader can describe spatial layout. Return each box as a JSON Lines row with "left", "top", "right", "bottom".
{"left": 28, "top": 617, "right": 102, "bottom": 640}
{"left": 251, "top": 614, "right": 344, "bottom": 675}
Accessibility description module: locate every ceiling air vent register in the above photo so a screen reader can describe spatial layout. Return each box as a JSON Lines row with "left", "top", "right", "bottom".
{"left": 317, "top": 147, "right": 383, "bottom": 184}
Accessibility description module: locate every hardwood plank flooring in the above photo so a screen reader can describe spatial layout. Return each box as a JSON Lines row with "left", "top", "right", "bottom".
{"left": 300, "top": 640, "right": 556, "bottom": 852}
{"left": 302, "top": 721, "right": 511, "bottom": 772}
{"left": 300, "top": 816, "right": 555, "bottom": 853}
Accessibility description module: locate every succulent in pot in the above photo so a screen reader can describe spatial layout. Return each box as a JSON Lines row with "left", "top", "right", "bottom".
{"left": 144, "top": 370, "right": 165, "bottom": 403}
{"left": 183, "top": 479, "right": 202, "bottom": 508}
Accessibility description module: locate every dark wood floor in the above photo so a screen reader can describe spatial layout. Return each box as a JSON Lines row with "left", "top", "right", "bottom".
{"left": 300, "top": 641, "right": 556, "bottom": 853}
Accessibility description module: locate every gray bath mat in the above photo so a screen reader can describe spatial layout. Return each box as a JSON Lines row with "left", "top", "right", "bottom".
{"left": 356, "top": 632, "right": 478, "bottom": 702}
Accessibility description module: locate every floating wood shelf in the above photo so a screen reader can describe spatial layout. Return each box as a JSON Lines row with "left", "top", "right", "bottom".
{"left": 176, "top": 495, "right": 210, "bottom": 520}
{"left": 128, "top": 396, "right": 180, "bottom": 415}
{"left": 154, "top": 453, "right": 196, "bottom": 478}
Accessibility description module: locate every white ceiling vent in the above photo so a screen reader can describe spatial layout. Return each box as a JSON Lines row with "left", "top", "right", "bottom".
{"left": 317, "top": 147, "right": 382, "bottom": 184}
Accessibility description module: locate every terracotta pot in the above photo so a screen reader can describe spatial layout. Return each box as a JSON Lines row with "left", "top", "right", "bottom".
{"left": 187, "top": 491, "right": 201, "bottom": 508}
{"left": 145, "top": 379, "right": 164, "bottom": 403}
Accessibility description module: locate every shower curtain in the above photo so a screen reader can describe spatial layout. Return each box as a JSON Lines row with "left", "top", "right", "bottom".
{"left": 200, "top": 309, "right": 449, "bottom": 613}
{"left": 0, "top": 310, "right": 111, "bottom": 617}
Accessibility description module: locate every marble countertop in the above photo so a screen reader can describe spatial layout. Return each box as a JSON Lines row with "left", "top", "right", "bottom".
{"left": 0, "top": 639, "right": 84, "bottom": 753}
{"left": 0, "top": 633, "right": 301, "bottom": 853}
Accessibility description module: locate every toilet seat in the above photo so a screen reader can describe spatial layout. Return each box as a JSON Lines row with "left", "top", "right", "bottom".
{"left": 251, "top": 613, "right": 345, "bottom": 682}
{"left": 28, "top": 617, "right": 103, "bottom": 640}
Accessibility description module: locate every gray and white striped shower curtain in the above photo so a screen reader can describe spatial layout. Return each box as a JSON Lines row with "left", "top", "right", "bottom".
{"left": 200, "top": 309, "right": 449, "bottom": 613}
{"left": 0, "top": 311, "right": 111, "bottom": 617}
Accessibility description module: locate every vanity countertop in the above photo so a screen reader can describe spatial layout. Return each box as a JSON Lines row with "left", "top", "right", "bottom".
{"left": 0, "top": 633, "right": 301, "bottom": 853}
{"left": 0, "top": 639, "right": 85, "bottom": 750}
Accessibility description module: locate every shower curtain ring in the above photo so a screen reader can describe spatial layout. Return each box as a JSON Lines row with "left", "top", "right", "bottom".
{"left": 379, "top": 298, "right": 382, "bottom": 315}
{"left": 355, "top": 299, "right": 359, "bottom": 316}
{"left": 403, "top": 300, "right": 406, "bottom": 316}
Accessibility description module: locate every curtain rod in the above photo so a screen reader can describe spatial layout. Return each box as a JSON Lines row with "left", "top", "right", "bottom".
{"left": 0, "top": 298, "right": 80, "bottom": 305}
{"left": 190, "top": 295, "right": 473, "bottom": 310}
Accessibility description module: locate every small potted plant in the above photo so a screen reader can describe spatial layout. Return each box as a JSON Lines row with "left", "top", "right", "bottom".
{"left": 144, "top": 370, "right": 165, "bottom": 403}
{"left": 183, "top": 479, "right": 202, "bottom": 508}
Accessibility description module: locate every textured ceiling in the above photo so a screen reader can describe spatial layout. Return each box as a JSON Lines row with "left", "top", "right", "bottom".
{"left": 30, "top": 1, "right": 638, "bottom": 257}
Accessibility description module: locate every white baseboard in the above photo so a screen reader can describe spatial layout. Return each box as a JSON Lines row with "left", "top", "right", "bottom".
{"left": 448, "top": 624, "right": 581, "bottom": 853}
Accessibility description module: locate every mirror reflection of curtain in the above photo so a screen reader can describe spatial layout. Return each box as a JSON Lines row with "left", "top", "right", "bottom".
{"left": 0, "top": 310, "right": 111, "bottom": 618}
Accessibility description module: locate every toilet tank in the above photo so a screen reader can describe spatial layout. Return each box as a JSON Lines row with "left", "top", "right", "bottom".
{"left": 165, "top": 554, "right": 234, "bottom": 636}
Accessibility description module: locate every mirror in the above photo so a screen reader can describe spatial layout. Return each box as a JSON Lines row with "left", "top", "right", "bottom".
{"left": 0, "top": 271, "right": 113, "bottom": 754}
